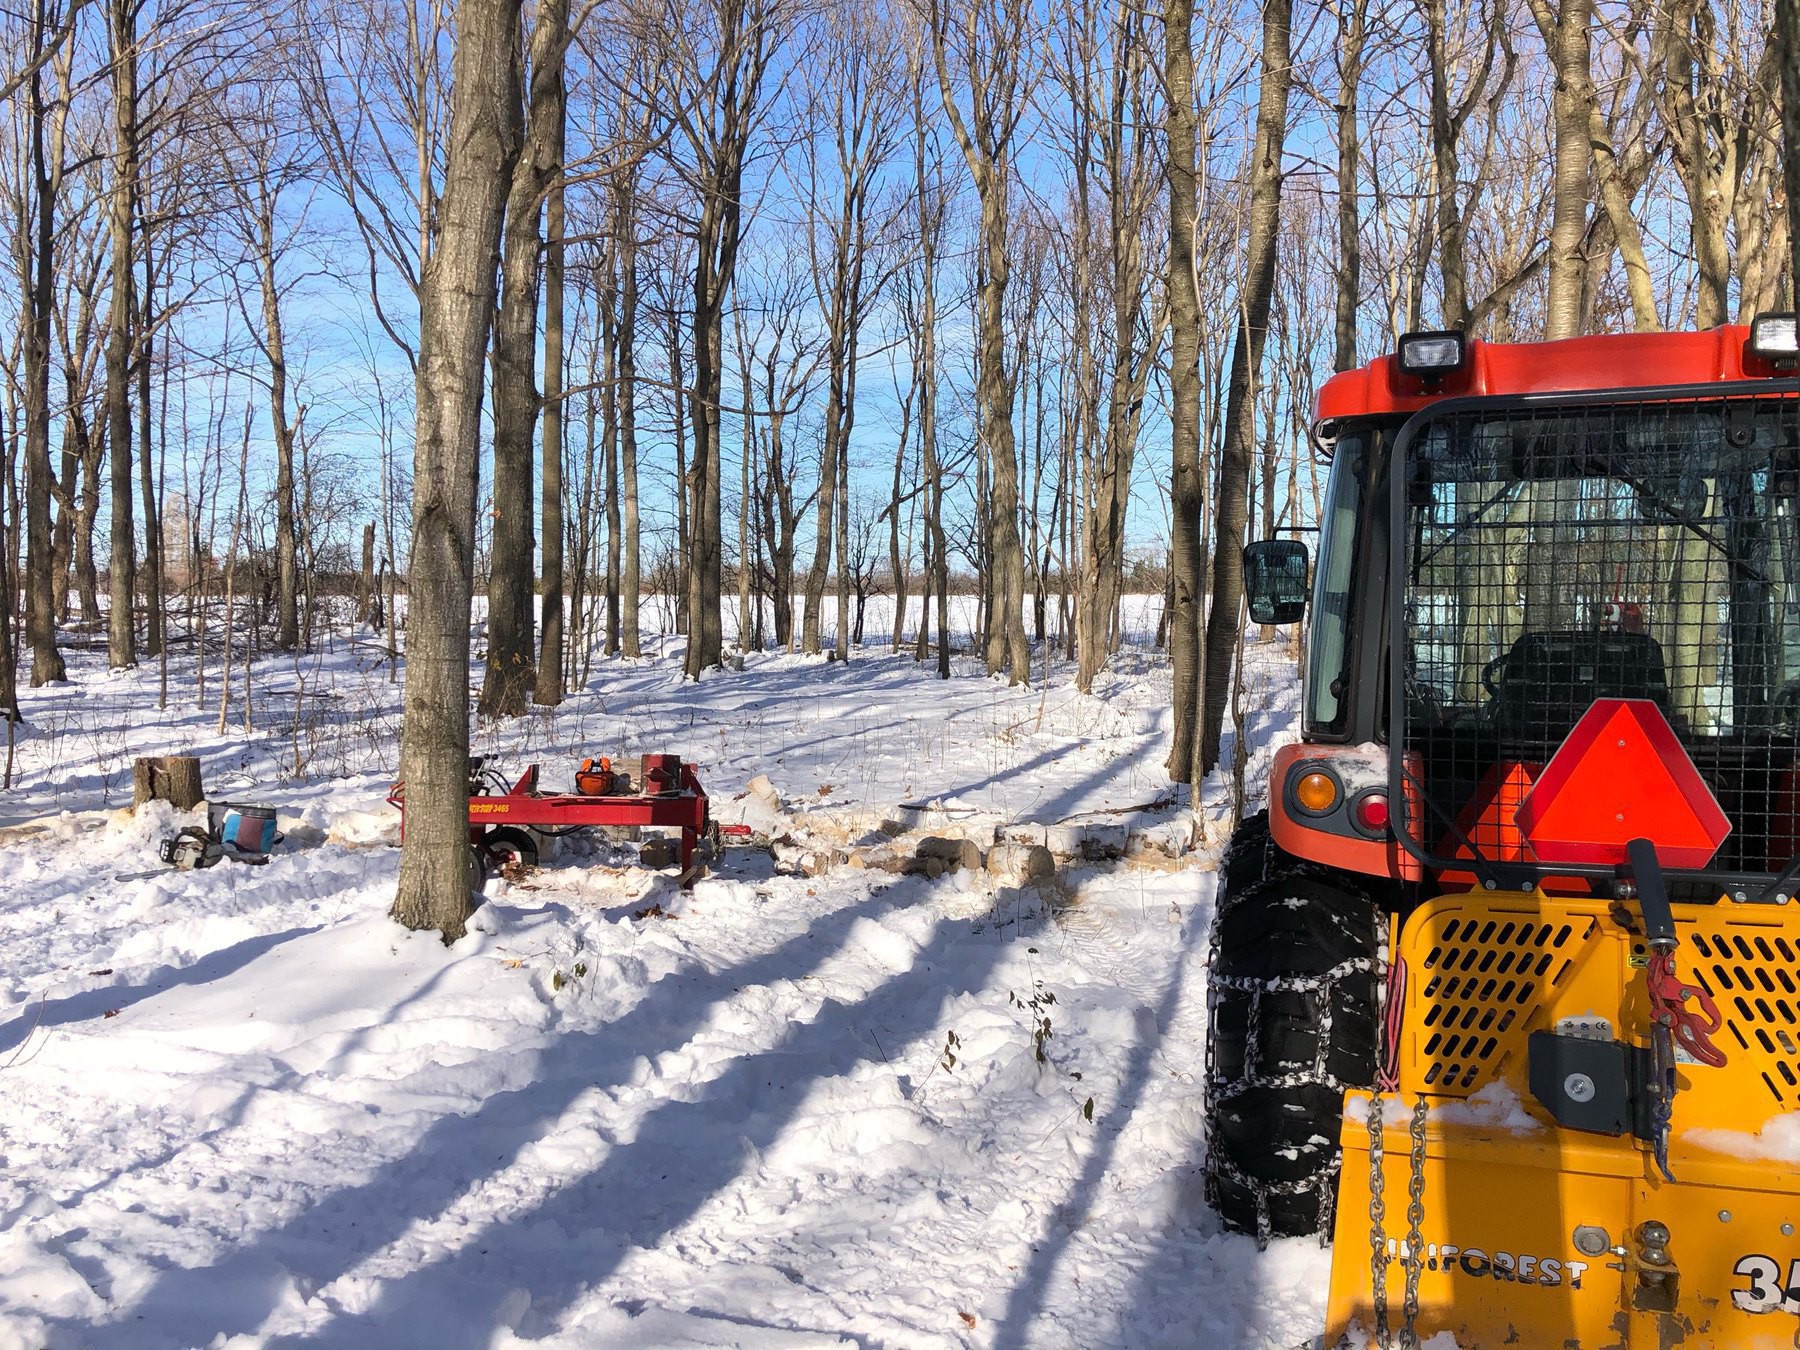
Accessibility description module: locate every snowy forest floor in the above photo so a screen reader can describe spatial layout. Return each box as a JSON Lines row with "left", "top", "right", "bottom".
{"left": 0, "top": 613, "right": 1331, "bottom": 1349}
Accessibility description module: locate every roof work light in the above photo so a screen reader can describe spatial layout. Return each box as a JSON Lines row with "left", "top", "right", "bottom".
{"left": 1750, "top": 312, "right": 1799, "bottom": 364}
{"left": 1396, "top": 329, "right": 1468, "bottom": 376}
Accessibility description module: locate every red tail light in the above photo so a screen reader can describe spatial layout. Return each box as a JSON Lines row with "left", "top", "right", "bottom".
{"left": 1352, "top": 792, "right": 1390, "bottom": 836}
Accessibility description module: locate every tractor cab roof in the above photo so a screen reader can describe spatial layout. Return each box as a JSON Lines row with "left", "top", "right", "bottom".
{"left": 1314, "top": 324, "right": 1790, "bottom": 428}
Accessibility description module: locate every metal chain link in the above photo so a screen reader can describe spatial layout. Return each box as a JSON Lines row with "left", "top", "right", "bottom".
{"left": 1367, "top": 1086, "right": 1389, "bottom": 1349}
{"left": 1401, "top": 1093, "right": 1429, "bottom": 1347}
{"left": 1205, "top": 954, "right": 1377, "bottom": 1253}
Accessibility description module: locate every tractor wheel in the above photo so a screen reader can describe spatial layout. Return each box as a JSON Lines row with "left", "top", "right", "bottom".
{"left": 469, "top": 843, "right": 490, "bottom": 896}
{"left": 1220, "top": 809, "right": 1286, "bottom": 902}
{"left": 1203, "top": 872, "right": 1378, "bottom": 1243}
{"left": 1220, "top": 808, "right": 1332, "bottom": 905}
{"left": 482, "top": 826, "right": 539, "bottom": 875}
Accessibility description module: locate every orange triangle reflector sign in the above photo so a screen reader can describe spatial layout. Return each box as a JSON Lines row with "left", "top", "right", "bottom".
{"left": 1515, "top": 699, "right": 1730, "bottom": 869}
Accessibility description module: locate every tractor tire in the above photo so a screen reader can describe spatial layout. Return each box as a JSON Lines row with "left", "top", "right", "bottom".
{"left": 482, "top": 826, "right": 539, "bottom": 875}
{"left": 1203, "top": 872, "right": 1378, "bottom": 1243}
{"left": 469, "top": 843, "right": 490, "bottom": 896}
{"left": 1220, "top": 809, "right": 1286, "bottom": 903}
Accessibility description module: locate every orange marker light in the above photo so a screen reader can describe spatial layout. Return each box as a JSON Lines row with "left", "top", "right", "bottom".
{"left": 1294, "top": 770, "right": 1339, "bottom": 814}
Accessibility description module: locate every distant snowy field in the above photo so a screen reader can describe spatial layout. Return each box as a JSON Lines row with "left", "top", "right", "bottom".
{"left": 0, "top": 599, "right": 1326, "bottom": 1349}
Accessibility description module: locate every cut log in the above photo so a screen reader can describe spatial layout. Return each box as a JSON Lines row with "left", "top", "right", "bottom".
{"left": 916, "top": 836, "right": 983, "bottom": 871}
{"left": 987, "top": 842, "right": 1055, "bottom": 885}
{"left": 132, "top": 756, "right": 205, "bottom": 811}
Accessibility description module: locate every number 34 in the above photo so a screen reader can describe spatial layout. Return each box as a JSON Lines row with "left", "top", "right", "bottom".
{"left": 1733, "top": 1255, "right": 1800, "bottom": 1314}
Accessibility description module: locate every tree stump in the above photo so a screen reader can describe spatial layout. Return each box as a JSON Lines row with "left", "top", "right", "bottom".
{"left": 132, "top": 756, "right": 205, "bottom": 811}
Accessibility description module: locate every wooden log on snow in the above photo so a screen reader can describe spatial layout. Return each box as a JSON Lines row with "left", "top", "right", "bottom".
{"left": 915, "top": 835, "right": 983, "bottom": 872}
{"left": 132, "top": 755, "right": 205, "bottom": 811}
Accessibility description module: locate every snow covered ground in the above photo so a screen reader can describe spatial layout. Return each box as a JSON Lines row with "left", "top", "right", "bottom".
{"left": 0, "top": 606, "right": 1329, "bottom": 1349}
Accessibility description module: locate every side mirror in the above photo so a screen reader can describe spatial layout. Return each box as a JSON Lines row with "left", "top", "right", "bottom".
{"left": 1243, "top": 539, "right": 1309, "bottom": 625}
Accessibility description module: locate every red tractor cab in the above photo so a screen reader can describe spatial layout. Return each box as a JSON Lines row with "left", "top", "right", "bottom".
{"left": 1206, "top": 318, "right": 1800, "bottom": 1348}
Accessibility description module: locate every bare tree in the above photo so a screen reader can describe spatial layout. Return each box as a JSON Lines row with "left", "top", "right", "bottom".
{"left": 930, "top": 0, "right": 1033, "bottom": 683}
{"left": 535, "top": 23, "right": 569, "bottom": 705}
{"left": 661, "top": 0, "right": 787, "bottom": 679}
{"left": 391, "top": 0, "right": 523, "bottom": 941}
{"left": 1054, "top": 0, "right": 1162, "bottom": 694}
{"left": 905, "top": 35, "right": 950, "bottom": 677}
{"left": 1781, "top": 0, "right": 1800, "bottom": 293}
{"left": 1529, "top": 0, "right": 1595, "bottom": 339}
{"left": 217, "top": 76, "right": 315, "bottom": 655}
{"left": 482, "top": 0, "right": 573, "bottom": 718}
{"left": 1653, "top": 0, "right": 1787, "bottom": 326}
{"left": 14, "top": 0, "right": 75, "bottom": 686}
{"left": 799, "top": 0, "right": 903, "bottom": 660}
{"left": 103, "top": 0, "right": 142, "bottom": 668}
{"left": 1198, "top": 0, "right": 1292, "bottom": 774}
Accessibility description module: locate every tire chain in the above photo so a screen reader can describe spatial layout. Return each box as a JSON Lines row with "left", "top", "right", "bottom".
{"left": 1204, "top": 829, "right": 1378, "bottom": 1254}
{"left": 1204, "top": 955, "right": 1375, "bottom": 1248}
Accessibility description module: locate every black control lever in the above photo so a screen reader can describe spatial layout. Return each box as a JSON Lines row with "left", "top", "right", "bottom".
{"left": 1623, "top": 837, "right": 1677, "bottom": 951}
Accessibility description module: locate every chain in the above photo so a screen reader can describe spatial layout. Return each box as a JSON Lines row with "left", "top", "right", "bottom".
{"left": 1367, "top": 1087, "right": 1390, "bottom": 1348}
{"left": 1208, "top": 956, "right": 1375, "bottom": 998}
{"left": 1400, "top": 1093, "right": 1429, "bottom": 1347}
{"left": 1650, "top": 1020, "right": 1677, "bottom": 1182}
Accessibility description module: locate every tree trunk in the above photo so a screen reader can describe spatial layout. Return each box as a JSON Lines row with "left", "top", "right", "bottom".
{"left": 72, "top": 408, "right": 100, "bottom": 625}
{"left": 392, "top": 0, "right": 524, "bottom": 942}
{"left": 801, "top": 398, "right": 838, "bottom": 655}
{"left": 618, "top": 190, "right": 642, "bottom": 659}
{"left": 933, "top": 0, "right": 1028, "bottom": 684}
{"left": 1425, "top": 0, "right": 1468, "bottom": 327}
{"left": 1536, "top": 0, "right": 1593, "bottom": 340}
{"left": 1333, "top": 0, "right": 1365, "bottom": 370}
{"left": 254, "top": 199, "right": 299, "bottom": 653}
{"left": 605, "top": 282, "right": 623, "bottom": 655}
{"left": 686, "top": 238, "right": 727, "bottom": 676}
{"left": 361, "top": 522, "right": 377, "bottom": 624}
{"left": 974, "top": 188, "right": 1028, "bottom": 682}
{"left": 834, "top": 406, "right": 852, "bottom": 659}
{"left": 669, "top": 310, "right": 689, "bottom": 637}
{"left": 483, "top": 0, "right": 567, "bottom": 718}
{"left": 535, "top": 56, "right": 567, "bottom": 705}
{"left": 22, "top": 3, "right": 64, "bottom": 687}
{"left": 0, "top": 385, "right": 19, "bottom": 721}
{"left": 889, "top": 395, "right": 911, "bottom": 652}
{"left": 1198, "top": 0, "right": 1291, "bottom": 774}
{"left": 105, "top": 0, "right": 138, "bottom": 670}
{"left": 132, "top": 755, "right": 203, "bottom": 810}
{"left": 1163, "top": 0, "right": 1201, "bottom": 780}
{"left": 137, "top": 233, "right": 163, "bottom": 660}
{"left": 1782, "top": 0, "right": 1800, "bottom": 298}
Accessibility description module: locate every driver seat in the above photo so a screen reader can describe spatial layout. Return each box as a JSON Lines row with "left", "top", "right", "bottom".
{"left": 1490, "top": 630, "right": 1673, "bottom": 749}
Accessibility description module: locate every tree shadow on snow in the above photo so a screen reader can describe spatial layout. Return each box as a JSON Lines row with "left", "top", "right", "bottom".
{"left": 0, "top": 926, "right": 323, "bottom": 1058}
{"left": 279, "top": 893, "right": 1047, "bottom": 1347}
{"left": 59, "top": 885, "right": 956, "bottom": 1349}
{"left": 991, "top": 943, "right": 1194, "bottom": 1350}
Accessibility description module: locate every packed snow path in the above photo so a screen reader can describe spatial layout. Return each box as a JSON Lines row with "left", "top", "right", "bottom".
{"left": 0, "top": 635, "right": 1327, "bottom": 1348}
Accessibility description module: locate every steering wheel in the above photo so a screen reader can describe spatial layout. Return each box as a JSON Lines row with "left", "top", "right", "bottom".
{"left": 1481, "top": 652, "right": 1511, "bottom": 696}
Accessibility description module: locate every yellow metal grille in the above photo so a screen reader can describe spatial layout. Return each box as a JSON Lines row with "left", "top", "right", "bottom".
{"left": 1409, "top": 910, "right": 1597, "bottom": 1094}
{"left": 1400, "top": 892, "right": 1800, "bottom": 1136}
{"left": 1690, "top": 929, "right": 1800, "bottom": 1106}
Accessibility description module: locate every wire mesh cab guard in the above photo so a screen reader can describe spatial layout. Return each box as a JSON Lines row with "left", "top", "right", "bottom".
{"left": 1386, "top": 381, "right": 1800, "bottom": 896}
